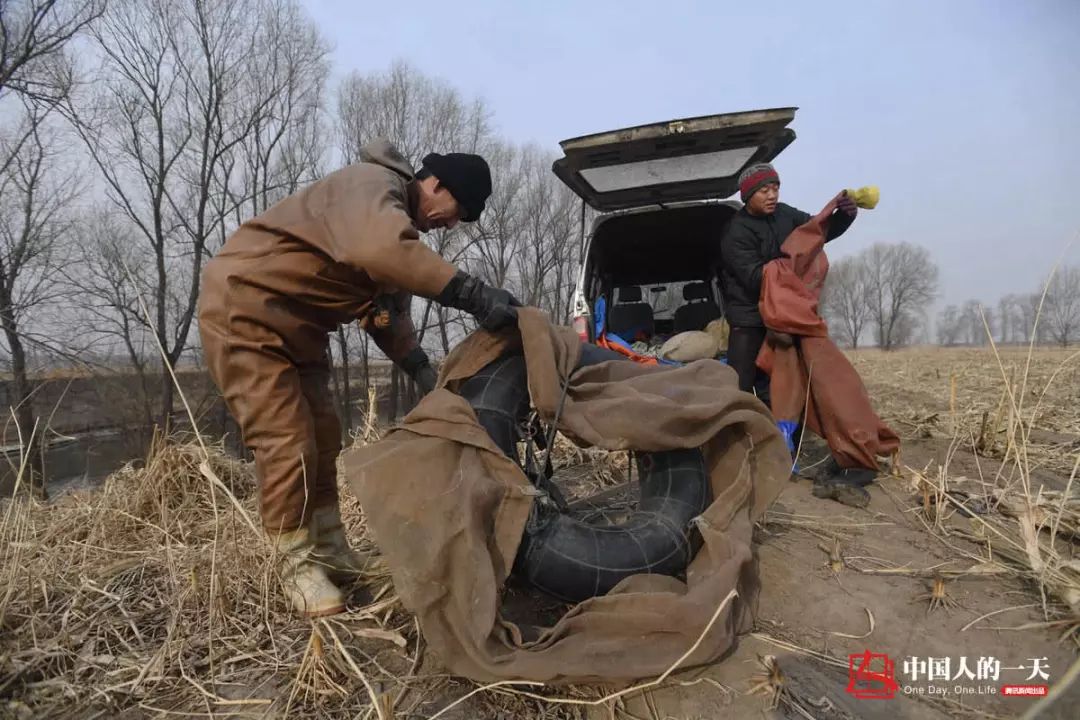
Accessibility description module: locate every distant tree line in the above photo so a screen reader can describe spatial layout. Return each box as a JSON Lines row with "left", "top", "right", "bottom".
{"left": 819, "top": 242, "right": 939, "bottom": 350}
{"left": 820, "top": 243, "right": 1080, "bottom": 349}
{"left": 933, "top": 266, "right": 1080, "bottom": 348}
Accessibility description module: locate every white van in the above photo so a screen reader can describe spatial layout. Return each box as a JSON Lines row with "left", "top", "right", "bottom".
{"left": 553, "top": 107, "right": 799, "bottom": 347}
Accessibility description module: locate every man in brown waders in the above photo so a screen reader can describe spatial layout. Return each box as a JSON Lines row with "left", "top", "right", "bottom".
{"left": 198, "top": 138, "right": 519, "bottom": 617}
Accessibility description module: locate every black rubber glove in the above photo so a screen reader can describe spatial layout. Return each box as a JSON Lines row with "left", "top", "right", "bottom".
{"left": 836, "top": 191, "right": 859, "bottom": 218}
{"left": 400, "top": 347, "right": 438, "bottom": 395}
{"left": 436, "top": 270, "right": 522, "bottom": 332}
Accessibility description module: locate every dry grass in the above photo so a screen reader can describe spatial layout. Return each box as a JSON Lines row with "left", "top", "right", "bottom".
{"left": 0, "top": 431, "right": 422, "bottom": 719}
{"left": 0, "top": 387, "right": 627, "bottom": 719}
{"left": 546, "top": 434, "right": 628, "bottom": 500}
{"left": 2, "top": 342, "right": 1079, "bottom": 717}
{"left": 855, "top": 344, "right": 1080, "bottom": 643}
{"left": 854, "top": 345, "right": 1080, "bottom": 477}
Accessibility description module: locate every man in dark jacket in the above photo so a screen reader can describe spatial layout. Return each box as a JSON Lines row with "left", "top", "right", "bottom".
{"left": 719, "top": 162, "right": 858, "bottom": 407}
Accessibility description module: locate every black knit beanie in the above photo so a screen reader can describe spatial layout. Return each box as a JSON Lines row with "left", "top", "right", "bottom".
{"left": 421, "top": 152, "right": 492, "bottom": 222}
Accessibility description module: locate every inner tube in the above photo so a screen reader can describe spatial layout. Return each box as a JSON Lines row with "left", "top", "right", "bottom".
{"left": 455, "top": 343, "right": 711, "bottom": 603}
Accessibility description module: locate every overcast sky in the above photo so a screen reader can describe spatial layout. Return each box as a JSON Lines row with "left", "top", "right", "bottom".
{"left": 299, "top": 0, "right": 1080, "bottom": 310}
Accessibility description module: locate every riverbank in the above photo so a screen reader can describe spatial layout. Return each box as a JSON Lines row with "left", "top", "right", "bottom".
{"left": 0, "top": 361, "right": 410, "bottom": 497}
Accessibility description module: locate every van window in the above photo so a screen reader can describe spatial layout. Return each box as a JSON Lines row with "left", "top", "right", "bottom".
{"left": 615, "top": 282, "right": 696, "bottom": 320}
{"left": 646, "top": 284, "right": 685, "bottom": 320}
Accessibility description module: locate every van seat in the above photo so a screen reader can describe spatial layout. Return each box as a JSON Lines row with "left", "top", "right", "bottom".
{"left": 607, "top": 286, "right": 655, "bottom": 340}
{"left": 673, "top": 282, "right": 721, "bottom": 332}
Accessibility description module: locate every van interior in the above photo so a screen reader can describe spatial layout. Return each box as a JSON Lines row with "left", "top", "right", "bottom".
{"left": 581, "top": 204, "right": 737, "bottom": 342}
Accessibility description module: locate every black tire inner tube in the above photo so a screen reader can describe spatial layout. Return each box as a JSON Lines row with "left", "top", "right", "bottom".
{"left": 454, "top": 343, "right": 711, "bottom": 603}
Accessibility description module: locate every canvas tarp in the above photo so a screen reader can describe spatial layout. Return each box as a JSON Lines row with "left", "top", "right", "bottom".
{"left": 341, "top": 308, "right": 791, "bottom": 685}
{"left": 756, "top": 197, "right": 901, "bottom": 470}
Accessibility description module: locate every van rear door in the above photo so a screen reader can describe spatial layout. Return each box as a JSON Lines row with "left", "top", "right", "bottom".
{"left": 552, "top": 107, "right": 797, "bottom": 212}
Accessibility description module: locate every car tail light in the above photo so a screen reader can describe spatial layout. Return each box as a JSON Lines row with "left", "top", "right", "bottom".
{"left": 572, "top": 315, "right": 589, "bottom": 342}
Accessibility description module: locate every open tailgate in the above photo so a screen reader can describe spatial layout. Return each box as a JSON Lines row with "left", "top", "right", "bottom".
{"left": 552, "top": 107, "right": 798, "bottom": 211}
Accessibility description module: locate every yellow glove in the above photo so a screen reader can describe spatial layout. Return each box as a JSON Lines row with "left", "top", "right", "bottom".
{"left": 844, "top": 185, "right": 880, "bottom": 209}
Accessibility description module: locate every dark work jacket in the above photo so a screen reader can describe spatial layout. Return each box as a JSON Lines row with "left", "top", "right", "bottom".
{"left": 718, "top": 202, "right": 854, "bottom": 328}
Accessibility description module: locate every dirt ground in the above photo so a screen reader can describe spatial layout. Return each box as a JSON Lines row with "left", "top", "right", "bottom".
{"left": 525, "top": 433, "right": 1068, "bottom": 720}
{"left": 580, "top": 346, "right": 1080, "bottom": 719}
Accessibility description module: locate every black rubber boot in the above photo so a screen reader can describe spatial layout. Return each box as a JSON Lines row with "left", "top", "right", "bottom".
{"left": 812, "top": 478, "right": 871, "bottom": 508}
{"left": 811, "top": 460, "right": 877, "bottom": 509}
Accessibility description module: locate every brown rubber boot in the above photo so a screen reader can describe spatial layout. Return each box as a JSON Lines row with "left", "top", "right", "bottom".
{"left": 312, "top": 505, "right": 374, "bottom": 581}
{"left": 270, "top": 526, "right": 346, "bottom": 617}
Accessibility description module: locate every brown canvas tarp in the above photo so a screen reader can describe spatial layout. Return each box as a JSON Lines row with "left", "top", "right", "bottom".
{"left": 756, "top": 198, "right": 900, "bottom": 470}
{"left": 341, "top": 308, "right": 791, "bottom": 684}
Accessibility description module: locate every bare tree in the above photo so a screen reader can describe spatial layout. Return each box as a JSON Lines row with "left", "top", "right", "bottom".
{"left": 821, "top": 255, "right": 870, "bottom": 348}
{"left": 862, "top": 242, "right": 938, "bottom": 350}
{"left": 0, "top": 1, "right": 99, "bottom": 494}
{"left": 1020, "top": 293, "right": 1049, "bottom": 345}
{"left": 68, "top": 210, "right": 158, "bottom": 428}
{"left": 936, "top": 304, "right": 962, "bottom": 346}
{"left": 986, "top": 293, "right": 1042, "bottom": 346}
{"left": 957, "top": 300, "right": 995, "bottom": 345}
{"left": 64, "top": 0, "right": 327, "bottom": 429}
{"left": 337, "top": 59, "right": 490, "bottom": 170}
{"left": 0, "top": 0, "right": 103, "bottom": 102}
{"left": 514, "top": 147, "right": 579, "bottom": 322}
{"left": 891, "top": 309, "right": 923, "bottom": 347}
{"left": 997, "top": 295, "right": 1016, "bottom": 344}
{"left": 0, "top": 103, "right": 80, "bottom": 495}
{"left": 227, "top": 0, "right": 330, "bottom": 222}
{"left": 63, "top": 0, "right": 191, "bottom": 429}
{"left": 515, "top": 148, "right": 556, "bottom": 308}
{"left": 1043, "top": 266, "right": 1080, "bottom": 347}
{"left": 545, "top": 186, "right": 582, "bottom": 325}
{"left": 466, "top": 140, "right": 525, "bottom": 293}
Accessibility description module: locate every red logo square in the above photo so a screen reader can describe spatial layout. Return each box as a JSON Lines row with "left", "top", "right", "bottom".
{"left": 847, "top": 650, "right": 899, "bottom": 699}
